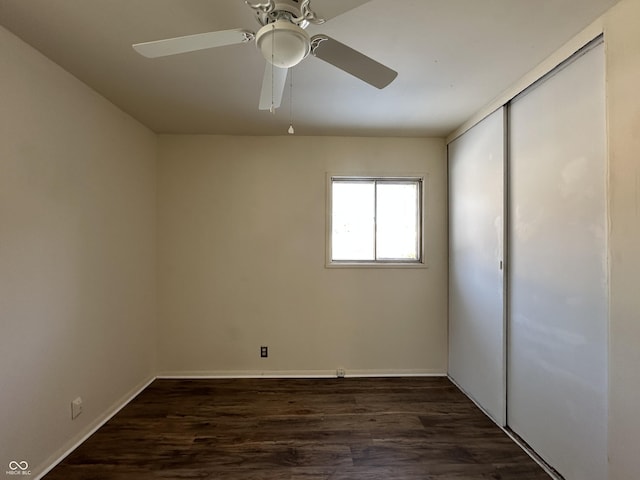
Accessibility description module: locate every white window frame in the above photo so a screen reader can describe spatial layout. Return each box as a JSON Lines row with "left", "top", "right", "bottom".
{"left": 326, "top": 173, "right": 428, "bottom": 268}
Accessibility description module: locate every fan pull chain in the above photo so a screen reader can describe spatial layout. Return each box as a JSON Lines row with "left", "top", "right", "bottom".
{"left": 288, "top": 67, "right": 294, "bottom": 134}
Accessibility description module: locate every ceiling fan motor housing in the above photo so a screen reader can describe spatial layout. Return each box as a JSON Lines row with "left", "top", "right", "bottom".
{"left": 251, "top": 0, "right": 309, "bottom": 28}
{"left": 273, "top": 0, "right": 304, "bottom": 17}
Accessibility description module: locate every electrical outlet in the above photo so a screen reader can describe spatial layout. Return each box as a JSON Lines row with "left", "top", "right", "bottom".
{"left": 260, "top": 346, "right": 268, "bottom": 358}
{"left": 71, "top": 397, "right": 83, "bottom": 420}
{"left": 336, "top": 368, "right": 346, "bottom": 378}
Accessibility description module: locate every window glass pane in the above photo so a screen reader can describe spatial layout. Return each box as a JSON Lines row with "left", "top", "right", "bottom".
{"left": 376, "top": 183, "right": 420, "bottom": 260}
{"left": 332, "top": 181, "right": 375, "bottom": 261}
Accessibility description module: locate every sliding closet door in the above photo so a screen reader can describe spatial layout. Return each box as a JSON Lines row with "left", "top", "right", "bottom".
{"left": 448, "top": 108, "right": 505, "bottom": 425}
{"left": 508, "top": 41, "right": 607, "bottom": 480}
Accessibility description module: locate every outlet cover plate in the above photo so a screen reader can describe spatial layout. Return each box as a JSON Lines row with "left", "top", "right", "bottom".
{"left": 71, "top": 397, "right": 83, "bottom": 419}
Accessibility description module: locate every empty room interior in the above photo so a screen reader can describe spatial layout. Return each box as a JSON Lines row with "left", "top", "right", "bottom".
{"left": 1, "top": 0, "right": 639, "bottom": 479}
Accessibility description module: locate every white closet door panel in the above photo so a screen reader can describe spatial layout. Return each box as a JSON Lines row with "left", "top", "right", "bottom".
{"left": 508, "top": 42, "right": 607, "bottom": 480}
{"left": 449, "top": 108, "right": 505, "bottom": 425}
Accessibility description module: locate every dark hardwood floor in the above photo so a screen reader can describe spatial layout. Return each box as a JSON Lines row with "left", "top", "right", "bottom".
{"left": 45, "top": 377, "right": 550, "bottom": 479}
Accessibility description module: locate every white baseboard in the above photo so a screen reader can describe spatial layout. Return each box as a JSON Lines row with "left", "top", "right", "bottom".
{"left": 346, "top": 369, "right": 447, "bottom": 378}
{"left": 35, "top": 375, "right": 156, "bottom": 480}
{"left": 157, "top": 369, "right": 447, "bottom": 379}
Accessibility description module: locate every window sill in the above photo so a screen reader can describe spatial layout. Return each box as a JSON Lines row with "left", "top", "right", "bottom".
{"left": 325, "top": 261, "right": 428, "bottom": 269}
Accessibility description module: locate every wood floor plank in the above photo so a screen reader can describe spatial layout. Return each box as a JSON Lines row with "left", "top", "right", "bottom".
{"left": 44, "top": 378, "right": 550, "bottom": 479}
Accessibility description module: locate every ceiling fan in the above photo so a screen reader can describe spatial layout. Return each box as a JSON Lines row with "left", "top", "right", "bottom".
{"left": 132, "top": 0, "right": 397, "bottom": 111}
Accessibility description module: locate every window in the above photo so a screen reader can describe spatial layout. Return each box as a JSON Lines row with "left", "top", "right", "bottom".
{"left": 328, "top": 176, "right": 424, "bottom": 265}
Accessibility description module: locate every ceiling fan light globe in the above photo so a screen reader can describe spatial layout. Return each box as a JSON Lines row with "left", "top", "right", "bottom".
{"left": 256, "top": 21, "right": 310, "bottom": 68}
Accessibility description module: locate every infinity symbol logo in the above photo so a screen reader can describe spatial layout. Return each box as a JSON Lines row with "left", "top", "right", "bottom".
{"left": 8, "top": 461, "right": 29, "bottom": 471}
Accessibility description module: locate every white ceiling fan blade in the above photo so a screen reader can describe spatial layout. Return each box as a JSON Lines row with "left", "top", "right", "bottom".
{"left": 133, "top": 29, "right": 254, "bottom": 58}
{"left": 259, "top": 63, "right": 289, "bottom": 111}
{"left": 310, "top": 35, "right": 397, "bottom": 89}
{"left": 314, "top": 0, "right": 372, "bottom": 22}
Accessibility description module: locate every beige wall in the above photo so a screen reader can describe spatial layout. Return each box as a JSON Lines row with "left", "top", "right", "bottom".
{"left": 157, "top": 135, "right": 447, "bottom": 377}
{"left": 0, "top": 26, "right": 157, "bottom": 477}
{"left": 604, "top": 0, "right": 640, "bottom": 477}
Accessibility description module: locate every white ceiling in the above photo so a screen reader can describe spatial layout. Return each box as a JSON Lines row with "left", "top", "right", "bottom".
{"left": 0, "top": 0, "right": 618, "bottom": 137}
